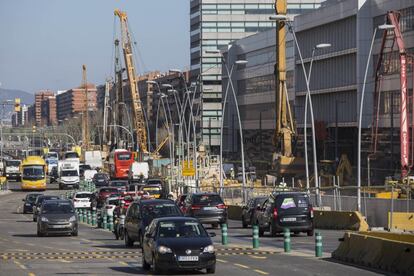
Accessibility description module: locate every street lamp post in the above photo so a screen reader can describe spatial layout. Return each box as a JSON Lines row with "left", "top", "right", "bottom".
{"left": 357, "top": 23, "right": 395, "bottom": 211}
{"left": 119, "top": 102, "right": 134, "bottom": 150}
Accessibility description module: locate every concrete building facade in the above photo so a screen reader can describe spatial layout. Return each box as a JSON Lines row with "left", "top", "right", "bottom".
{"left": 56, "top": 84, "right": 97, "bottom": 122}
{"left": 34, "top": 90, "right": 54, "bottom": 126}
{"left": 190, "top": 0, "right": 324, "bottom": 152}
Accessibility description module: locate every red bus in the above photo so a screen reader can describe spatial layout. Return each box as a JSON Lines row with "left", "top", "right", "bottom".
{"left": 109, "top": 149, "right": 134, "bottom": 179}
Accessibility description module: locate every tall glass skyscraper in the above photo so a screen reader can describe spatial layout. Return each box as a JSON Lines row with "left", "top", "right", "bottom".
{"left": 189, "top": 0, "right": 324, "bottom": 152}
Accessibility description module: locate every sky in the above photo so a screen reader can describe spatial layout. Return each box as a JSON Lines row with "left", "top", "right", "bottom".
{"left": 0, "top": 0, "right": 190, "bottom": 93}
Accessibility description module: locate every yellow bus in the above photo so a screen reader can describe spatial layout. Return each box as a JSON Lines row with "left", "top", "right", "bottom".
{"left": 21, "top": 156, "right": 47, "bottom": 190}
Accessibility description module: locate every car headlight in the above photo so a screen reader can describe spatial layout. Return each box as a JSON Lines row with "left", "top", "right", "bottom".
{"left": 69, "top": 216, "right": 77, "bottom": 222}
{"left": 40, "top": 217, "right": 48, "bottom": 222}
{"left": 203, "top": 245, "right": 215, "bottom": 254}
{"left": 157, "top": 246, "right": 172, "bottom": 254}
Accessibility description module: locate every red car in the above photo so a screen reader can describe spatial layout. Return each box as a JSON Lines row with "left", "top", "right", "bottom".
{"left": 97, "top": 187, "right": 120, "bottom": 205}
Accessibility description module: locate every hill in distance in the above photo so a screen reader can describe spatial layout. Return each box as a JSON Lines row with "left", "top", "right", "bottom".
{"left": 0, "top": 88, "right": 34, "bottom": 105}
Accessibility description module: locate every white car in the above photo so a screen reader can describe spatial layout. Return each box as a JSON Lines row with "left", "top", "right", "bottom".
{"left": 84, "top": 169, "right": 98, "bottom": 182}
{"left": 101, "top": 196, "right": 119, "bottom": 217}
{"left": 73, "top": 192, "right": 93, "bottom": 209}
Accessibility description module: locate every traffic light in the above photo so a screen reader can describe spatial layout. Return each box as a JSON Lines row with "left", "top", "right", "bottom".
{"left": 14, "top": 98, "right": 21, "bottom": 112}
{"left": 32, "top": 125, "right": 36, "bottom": 133}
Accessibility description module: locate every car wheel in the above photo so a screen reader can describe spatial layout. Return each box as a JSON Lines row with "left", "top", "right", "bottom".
{"left": 33, "top": 217, "right": 37, "bottom": 222}
{"left": 307, "top": 229, "right": 314, "bottom": 237}
{"left": 212, "top": 223, "right": 219, "bottom": 229}
{"left": 37, "top": 228, "right": 43, "bottom": 237}
{"left": 124, "top": 230, "right": 134, "bottom": 247}
{"left": 72, "top": 230, "right": 78, "bottom": 236}
{"left": 242, "top": 216, "right": 248, "bottom": 228}
{"left": 142, "top": 251, "right": 150, "bottom": 270}
{"left": 294, "top": 231, "right": 300, "bottom": 236}
{"left": 270, "top": 222, "right": 277, "bottom": 237}
{"left": 206, "top": 265, "right": 216, "bottom": 274}
{"left": 23, "top": 210, "right": 27, "bottom": 214}
{"left": 152, "top": 254, "right": 162, "bottom": 274}
{"left": 138, "top": 231, "right": 143, "bottom": 248}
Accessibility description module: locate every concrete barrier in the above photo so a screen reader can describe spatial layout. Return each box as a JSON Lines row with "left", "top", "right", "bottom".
{"left": 359, "top": 231, "right": 414, "bottom": 243}
{"left": 227, "top": 205, "right": 242, "bottom": 220}
{"left": 333, "top": 232, "right": 414, "bottom": 274}
{"left": 314, "top": 210, "right": 369, "bottom": 231}
{"left": 388, "top": 212, "right": 414, "bottom": 232}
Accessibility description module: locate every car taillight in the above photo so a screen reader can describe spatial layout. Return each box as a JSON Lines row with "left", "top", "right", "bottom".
{"left": 217, "top": 204, "right": 227, "bottom": 209}
{"left": 310, "top": 206, "right": 314, "bottom": 218}
{"left": 273, "top": 207, "right": 278, "bottom": 219}
{"left": 191, "top": 205, "right": 201, "bottom": 210}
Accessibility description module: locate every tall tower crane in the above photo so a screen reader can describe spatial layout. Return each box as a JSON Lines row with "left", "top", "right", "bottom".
{"left": 114, "top": 9, "right": 148, "bottom": 154}
{"left": 81, "top": 64, "right": 90, "bottom": 150}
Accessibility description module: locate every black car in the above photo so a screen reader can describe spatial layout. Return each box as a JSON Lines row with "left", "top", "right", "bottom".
{"left": 22, "top": 193, "right": 43, "bottom": 214}
{"left": 33, "top": 195, "right": 60, "bottom": 222}
{"left": 124, "top": 199, "right": 183, "bottom": 248}
{"left": 256, "top": 192, "right": 314, "bottom": 237}
{"left": 142, "top": 217, "right": 216, "bottom": 274}
{"left": 241, "top": 196, "right": 267, "bottom": 228}
{"left": 79, "top": 164, "right": 92, "bottom": 178}
{"left": 37, "top": 199, "right": 78, "bottom": 237}
{"left": 92, "top": 173, "right": 110, "bottom": 188}
{"left": 182, "top": 193, "right": 227, "bottom": 228}
{"left": 109, "top": 180, "right": 129, "bottom": 193}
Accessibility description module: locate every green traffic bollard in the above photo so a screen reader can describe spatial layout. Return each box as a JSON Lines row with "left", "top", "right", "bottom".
{"left": 283, "top": 228, "right": 291, "bottom": 253}
{"left": 221, "top": 224, "right": 228, "bottom": 245}
{"left": 108, "top": 214, "right": 113, "bottom": 231}
{"left": 79, "top": 209, "right": 84, "bottom": 222}
{"left": 103, "top": 213, "right": 108, "bottom": 230}
{"left": 315, "top": 232, "right": 322, "bottom": 257}
{"left": 252, "top": 225, "right": 259, "bottom": 249}
{"left": 87, "top": 210, "right": 91, "bottom": 224}
{"left": 82, "top": 209, "right": 87, "bottom": 223}
{"left": 91, "top": 210, "right": 97, "bottom": 227}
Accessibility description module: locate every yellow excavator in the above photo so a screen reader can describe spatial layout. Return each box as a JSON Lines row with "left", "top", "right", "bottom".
{"left": 319, "top": 154, "right": 353, "bottom": 187}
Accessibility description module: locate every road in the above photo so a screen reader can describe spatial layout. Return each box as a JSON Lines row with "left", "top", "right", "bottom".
{"left": 0, "top": 182, "right": 387, "bottom": 276}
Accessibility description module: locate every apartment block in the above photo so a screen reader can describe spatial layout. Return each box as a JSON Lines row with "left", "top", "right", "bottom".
{"left": 56, "top": 84, "right": 97, "bottom": 122}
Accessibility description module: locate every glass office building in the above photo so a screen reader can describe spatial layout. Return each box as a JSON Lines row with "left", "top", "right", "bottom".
{"left": 189, "top": 0, "right": 324, "bottom": 152}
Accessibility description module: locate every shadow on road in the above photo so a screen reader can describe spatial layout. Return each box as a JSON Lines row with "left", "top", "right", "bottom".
{"left": 93, "top": 244, "right": 129, "bottom": 250}
{"left": 12, "top": 234, "right": 37, "bottom": 238}
{"left": 322, "top": 257, "right": 388, "bottom": 275}
{"left": 110, "top": 266, "right": 147, "bottom": 274}
{"left": 15, "top": 220, "right": 32, "bottom": 223}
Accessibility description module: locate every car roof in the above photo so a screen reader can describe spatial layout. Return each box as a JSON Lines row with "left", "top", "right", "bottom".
{"left": 75, "top": 191, "right": 92, "bottom": 195}
{"left": 42, "top": 199, "right": 71, "bottom": 204}
{"left": 110, "top": 180, "right": 128, "bottom": 183}
{"left": 153, "top": 216, "right": 198, "bottom": 223}
{"left": 138, "top": 199, "right": 174, "bottom": 205}
{"left": 191, "top": 192, "right": 220, "bottom": 196}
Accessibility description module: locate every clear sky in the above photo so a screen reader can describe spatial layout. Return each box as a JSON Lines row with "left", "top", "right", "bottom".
{"left": 0, "top": 0, "right": 190, "bottom": 93}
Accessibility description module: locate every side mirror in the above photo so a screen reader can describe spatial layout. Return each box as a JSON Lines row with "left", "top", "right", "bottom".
{"left": 22, "top": 199, "right": 25, "bottom": 202}
{"left": 209, "top": 232, "right": 216, "bottom": 237}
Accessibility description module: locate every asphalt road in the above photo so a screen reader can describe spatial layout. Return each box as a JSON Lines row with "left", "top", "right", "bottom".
{"left": 0, "top": 182, "right": 387, "bottom": 276}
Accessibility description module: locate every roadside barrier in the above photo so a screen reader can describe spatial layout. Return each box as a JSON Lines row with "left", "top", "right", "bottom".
{"left": 86, "top": 210, "right": 91, "bottom": 225}
{"left": 252, "top": 225, "right": 259, "bottom": 249}
{"left": 82, "top": 209, "right": 87, "bottom": 223}
{"left": 388, "top": 212, "right": 414, "bottom": 232}
{"left": 283, "top": 228, "right": 291, "bottom": 253}
{"left": 79, "top": 209, "right": 84, "bottom": 222}
{"left": 221, "top": 224, "right": 228, "bottom": 245}
{"left": 332, "top": 231, "right": 414, "bottom": 274}
{"left": 315, "top": 232, "right": 322, "bottom": 257}
{"left": 314, "top": 210, "right": 369, "bottom": 231}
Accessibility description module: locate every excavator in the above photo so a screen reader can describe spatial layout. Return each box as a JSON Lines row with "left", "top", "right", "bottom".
{"left": 271, "top": 0, "right": 305, "bottom": 180}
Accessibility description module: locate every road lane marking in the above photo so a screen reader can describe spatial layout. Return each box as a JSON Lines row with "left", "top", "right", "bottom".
{"left": 234, "top": 263, "right": 250, "bottom": 269}
{"left": 254, "top": 269, "right": 269, "bottom": 275}
{"left": 28, "top": 273, "right": 36, "bottom": 276}
{"left": 216, "top": 259, "right": 228, "bottom": 263}
{"left": 249, "top": 256, "right": 267, "bottom": 259}
{"left": 119, "top": 261, "right": 128, "bottom": 266}
{"left": 13, "top": 260, "right": 27, "bottom": 270}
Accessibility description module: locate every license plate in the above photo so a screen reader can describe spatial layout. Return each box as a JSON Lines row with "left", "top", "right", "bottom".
{"left": 283, "top": 217, "right": 296, "bottom": 222}
{"left": 203, "top": 207, "right": 216, "bottom": 211}
{"left": 51, "top": 224, "right": 68, "bottom": 228}
{"left": 178, "top": 256, "right": 199, "bottom": 262}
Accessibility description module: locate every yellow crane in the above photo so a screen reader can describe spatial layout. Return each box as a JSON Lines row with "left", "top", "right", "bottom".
{"left": 114, "top": 9, "right": 148, "bottom": 154}
{"left": 272, "top": 0, "right": 303, "bottom": 177}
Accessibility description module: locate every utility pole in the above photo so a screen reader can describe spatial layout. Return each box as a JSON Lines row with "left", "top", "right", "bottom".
{"left": 81, "top": 65, "right": 90, "bottom": 150}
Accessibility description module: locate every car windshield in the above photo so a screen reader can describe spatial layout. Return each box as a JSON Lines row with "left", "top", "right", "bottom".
{"left": 142, "top": 203, "right": 181, "bottom": 219}
{"left": 108, "top": 199, "right": 119, "bottom": 205}
{"left": 80, "top": 165, "right": 91, "bottom": 170}
{"left": 158, "top": 221, "right": 207, "bottom": 238}
{"left": 26, "top": 194, "right": 40, "bottom": 203}
{"left": 193, "top": 194, "right": 223, "bottom": 205}
{"left": 23, "top": 166, "right": 44, "bottom": 180}
{"left": 147, "top": 180, "right": 162, "bottom": 185}
{"left": 38, "top": 196, "right": 60, "bottom": 205}
{"left": 100, "top": 188, "right": 118, "bottom": 193}
{"left": 94, "top": 174, "right": 108, "bottom": 180}
{"left": 117, "top": 153, "right": 131, "bottom": 160}
{"left": 46, "top": 153, "right": 58, "bottom": 159}
{"left": 75, "top": 193, "right": 92, "bottom": 199}
{"left": 62, "top": 170, "right": 78, "bottom": 176}
{"left": 110, "top": 181, "right": 127, "bottom": 187}
{"left": 65, "top": 152, "right": 78, "bottom": 159}
{"left": 42, "top": 202, "right": 74, "bottom": 214}
{"left": 254, "top": 197, "right": 267, "bottom": 206}
{"left": 6, "top": 160, "right": 20, "bottom": 167}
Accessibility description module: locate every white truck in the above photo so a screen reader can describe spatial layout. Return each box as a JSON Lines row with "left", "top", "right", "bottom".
{"left": 84, "top": 151, "right": 103, "bottom": 170}
{"left": 129, "top": 161, "right": 149, "bottom": 182}
{"left": 58, "top": 160, "right": 80, "bottom": 190}
{"left": 4, "top": 159, "right": 21, "bottom": 181}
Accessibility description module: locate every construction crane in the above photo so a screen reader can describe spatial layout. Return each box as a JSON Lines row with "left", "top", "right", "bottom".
{"left": 114, "top": 9, "right": 148, "bottom": 154}
{"left": 272, "top": 0, "right": 303, "bottom": 178}
{"left": 81, "top": 65, "right": 90, "bottom": 150}
{"left": 371, "top": 11, "right": 413, "bottom": 179}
